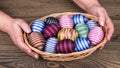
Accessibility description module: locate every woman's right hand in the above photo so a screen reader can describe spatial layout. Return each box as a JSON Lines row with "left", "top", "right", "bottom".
{"left": 7, "top": 19, "right": 39, "bottom": 59}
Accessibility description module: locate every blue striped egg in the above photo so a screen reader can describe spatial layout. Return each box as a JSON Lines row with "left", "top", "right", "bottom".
{"left": 75, "top": 38, "right": 90, "bottom": 52}
{"left": 44, "top": 17, "right": 59, "bottom": 25}
{"left": 31, "top": 20, "right": 45, "bottom": 33}
{"left": 45, "top": 37, "right": 59, "bottom": 53}
{"left": 87, "top": 20, "right": 98, "bottom": 30}
{"left": 72, "top": 14, "right": 87, "bottom": 25}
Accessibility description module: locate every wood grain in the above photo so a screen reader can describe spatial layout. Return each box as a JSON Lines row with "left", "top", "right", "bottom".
{"left": 0, "top": 0, "right": 120, "bottom": 68}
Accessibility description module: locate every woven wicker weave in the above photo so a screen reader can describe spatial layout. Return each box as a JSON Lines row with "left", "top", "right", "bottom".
{"left": 24, "top": 12, "right": 107, "bottom": 61}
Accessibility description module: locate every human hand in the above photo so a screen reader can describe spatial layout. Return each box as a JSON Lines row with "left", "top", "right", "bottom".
{"left": 87, "top": 5, "right": 114, "bottom": 49}
{"left": 7, "top": 19, "right": 39, "bottom": 59}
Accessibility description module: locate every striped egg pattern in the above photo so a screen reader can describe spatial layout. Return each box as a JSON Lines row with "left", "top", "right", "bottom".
{"left": 58, "top": 28, "right": 78, "bottom": 41}
{"left": 88, "top": 26, "right": 104, "bottom": 45}
{"left": 56, "top": 39, "right": 75, "bottom": 53}
{"left": 44, "top": 17, "right": 59, "bottom": 25}
{"left": 72, "top": 14, "right": 87, "bottom": 25}
{"left": 75, "top": 23, "right": 89, "bottom": 38}
{"left": 75, "top": 38, "right": 90, "bottom": 52}
{"left": 31, "top": 20, "right": 45, "bottom": 33}
{"left": 45, "top": 37, "right": 59, "bottom": 53}
{"left": 43, "top": 23, "right": 61, "bottom": 38}
{"left": 59, "top": 15, "right": 73, "bottom": 28}
{"left": 87, "top": 20, "right": 98, "bottom": 30}
{"left": 28, "top": 32, "right": 45, "bottom": 50}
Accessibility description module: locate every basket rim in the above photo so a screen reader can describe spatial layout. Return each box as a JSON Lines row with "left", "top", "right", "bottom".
{"left": 24, "top": 12, "right": 107, "bottom": 57}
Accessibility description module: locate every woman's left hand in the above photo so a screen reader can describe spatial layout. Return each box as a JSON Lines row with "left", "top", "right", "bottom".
{"left": 87, "top": 5, "right": 114, "bottom": 49}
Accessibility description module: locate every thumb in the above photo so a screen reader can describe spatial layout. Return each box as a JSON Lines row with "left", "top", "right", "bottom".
{"left": 98, "top": 12, "right": 105, "bottom": 26}
{"left": 14, "top": 19, "right": 31, "bottom": 33}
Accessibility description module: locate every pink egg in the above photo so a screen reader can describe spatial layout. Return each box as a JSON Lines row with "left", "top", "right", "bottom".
{"left": 88, "top": 26, "right": 104, "bottom": 45}
{"left": 59, "top": 15, "right": 73, "bottom": 28}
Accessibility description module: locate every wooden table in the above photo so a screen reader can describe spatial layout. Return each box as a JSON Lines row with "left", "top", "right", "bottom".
{"left": 0, "top": 0, "right": 120, "bottom": 68}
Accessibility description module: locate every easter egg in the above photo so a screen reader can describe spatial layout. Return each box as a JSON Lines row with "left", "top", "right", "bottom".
{"left": 45, "top": 37, "right": 59, "bottom": 53}
{"left": 88, "top": 26, "right": 104, "bottom": 45}
{"left": 31, "top": 20, "right": 45, "bottom": 33}
{"left": 28, "top": 32, "right": 45, "bottom": 50}
{"left": 44, "top": 17, "right": 59, "bottom": 25}
{"left": 75, "top": 38, "right": 90, "bottom": 52}
{"left": 43, "top": 23, "right": 61, "bottom": 38}
{"left": 58, "top": 28, "right": 78, "bottom": 41}
{"left": 75, "top": 23, "right": 89, "bottom": 38}
{"left": 87, "top": 20, "right": 98, "bottom": 30}
{"left": 59, "top": 15, "right": 73, "bottom": 28}
{"left": 56, "top": 39, "right": 75, "bottom": 53}
{"left": 72, "top": 14, "right": 87, "bottom": 25}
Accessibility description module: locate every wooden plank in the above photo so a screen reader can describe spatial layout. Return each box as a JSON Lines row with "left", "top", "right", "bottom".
{"left": 99, "top": 0, "right": 120, "bottom": 7}
{"left": 0, "top": 35, "right": 13, "bottom": 45}
{"left": 0, "top": 0, "right": 120, "bottom": 68}
{"left": 106, "top": 8, "right": 120, "bottom": 20}
{"left": 0, "top": 42, "right": 119, "bottom": 68}
{"left": 0, "top": 31, "right": 7, "bottom": 35}
{"left": 0, "top": 0, "right": 120, "bottom": 22}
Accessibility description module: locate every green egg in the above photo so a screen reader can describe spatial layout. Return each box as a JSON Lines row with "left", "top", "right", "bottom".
{"left": 75, "top": 23, "right": 89, "bottom": 38}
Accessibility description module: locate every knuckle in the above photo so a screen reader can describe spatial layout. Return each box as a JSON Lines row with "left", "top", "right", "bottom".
{"left": 14, "top": 41, "right": 18, "bottom": 46}
{"left": 100, "top": 7, "right": 106, "bottom": 11}
{"left": 15, "top": 18, "right": 24, "bottom": 22}
{"left": 27, "top": 49, "right": 32, "bottom": 54}
{"left": 13, "top": 19, "right": 25, "bottom": 24}
{"left": 16, "top": 37, "right": 22, "bottom": 43}
{"left": 111, "top": 28, "right": 114, "bottom": 33}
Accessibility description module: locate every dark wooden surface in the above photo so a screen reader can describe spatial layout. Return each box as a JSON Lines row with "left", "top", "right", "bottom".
{"left": 0, "top": 0, "right": 120, "bottom": 68}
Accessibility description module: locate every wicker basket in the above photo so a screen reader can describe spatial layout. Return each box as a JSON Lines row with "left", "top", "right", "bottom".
{"left": 24, "top": 12, "right": 107, "bottom": 61}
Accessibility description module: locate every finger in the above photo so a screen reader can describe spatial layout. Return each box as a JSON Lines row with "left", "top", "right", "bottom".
{"left": 99, "top": 45, "right": 104, "bottom": 50}
{"left": 17, "top": 39, "right": 39, "bottom": 59}
{"left": 107, "top": 21, "right": 114, "bottom": 40}
{"left": 98, "top": 41, "right": 106, "bottom": 50}
{"left": 17, "top": 34, "right": 39, "bottom": 59}
{"left": 104, "top": 12, "right": 114, "bottom": 40}
{"left": 14, "top": 25, "right": 39, "bottom": 59}
{"left": 14, "top": 19, "right": 31, "bottom": 33}
{"left": 98, "top": 11, "right": 106, "bottom": 26}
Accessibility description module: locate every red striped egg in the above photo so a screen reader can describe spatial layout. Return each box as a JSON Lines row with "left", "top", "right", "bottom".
{"left": 43, "top": 23, "right": 61, "bottom": 38}
{"left": 56, "top": 39, "right": 75, "bottom": 53}
{"left": 59, "top": 15, "right": 73, "bottom": 28}
{"left": 28, "top": 32, "right": 45, "bottom": 50}
{"left": 88, "top": 26, "right": 104, "bottom": 45}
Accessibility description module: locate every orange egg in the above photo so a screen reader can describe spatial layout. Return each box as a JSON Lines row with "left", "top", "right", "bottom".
{"left": 58, "top": 28, "right": 78, "bottom": 41}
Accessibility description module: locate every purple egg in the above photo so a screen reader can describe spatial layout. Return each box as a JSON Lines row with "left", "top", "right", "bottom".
{"left": 56, "top": 39, "right": 75, "bottom": 54}
{"left": 43, "top": 23, "right": 61, "bottom": 38}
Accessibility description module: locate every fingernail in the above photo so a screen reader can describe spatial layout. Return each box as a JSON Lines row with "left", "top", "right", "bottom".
{"left": 101, "top": 21, "right": 104, "bottom": 26}
{"left": 27, "top": 29, "right": 31, "bottom": 33}
{"left": 107, "top": 37, "right": 110, "bottom": 41}
{"left": 99, "top": 47, "right": 103, "bottom": 50}
{"left": 34, "top": 54, "right": 39, "bottom": 59}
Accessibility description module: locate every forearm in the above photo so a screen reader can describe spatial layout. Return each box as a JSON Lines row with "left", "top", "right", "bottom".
{"left": 73, "top": 0, "right": 101, "bottom": 12}
{"left": 0, "top": 10, "right": 14, "bottom": 33}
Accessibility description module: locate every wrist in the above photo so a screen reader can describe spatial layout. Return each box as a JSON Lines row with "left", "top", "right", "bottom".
{"left": 86, "top": 2, "right": 101, "bottom": 13}
{"left": 73, "top": 0, "right": 101, "bottom": 13}
{"left": 0, "top": 11, "right": 15, "bottom": 34}
{"left": 0, "top": 18, "right": 14, "bottom": 34}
